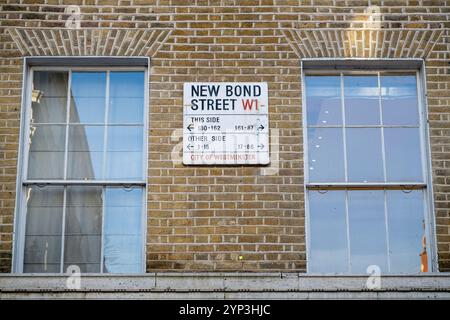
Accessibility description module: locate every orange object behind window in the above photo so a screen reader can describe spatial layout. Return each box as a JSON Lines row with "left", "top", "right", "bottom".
{"left": 420, "top": 234, "right": 428, "bottom": 272}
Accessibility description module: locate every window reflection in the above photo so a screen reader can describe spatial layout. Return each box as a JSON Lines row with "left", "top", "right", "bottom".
{"left": 306, "top": 73, "right": 428, "bottom": 274}
{"left": 24, "top": 68, "right": 146, "bottom": 274}
{"left": 308, "top": 128, "right": 345, "bottom": 182}
{"left": 106, "top": 126, "right": 143, "bottom": 180}
{"left": 109, "top": 72, "right": 145, "bottom": 124}
{"left": 387, "top": 190, "right": 424, "bottom": 273}
{"left": 381, "top": 75, "right": 419, "bottom": 126}
{"left": 28, "top": 125, "right": 66, "bottom": 180}
{"left": 346, "top": 128, "right": 384, "bottom": 182}
{"left": 309, "top": 189, "right": 426, "bottom": 274}
{"left": 306, "top": 74, "right": 423, "bottom": 184}
{"left": 31, "top": 71, "right": 68, "bottom": 124}
{"left": 103, "top": 188, "right": 143, "bottom": 273}
{"left": 70, "top": 72, "right": 106, "bottom": 124}
{"left": 67, "top": 126, "right": 104, "bottom": 180}
{"left": 384, "top": 128, "right": 423, "bottom": 182}
{"left": 24, "top": 186, "right": 64, "bottom": 273}
{"left": 24, "top": 185, "right": 144, "bottom": 274}
{"left": 64, "top": 187, "right": 102, "bottom": 273}
{"left": 305, "top": 76, "right": 342, "bottom": 126}
{"left": 348, "top": 190, "right": 388, "bottom": 273}
{"left": 309, "top": 191, "right": 348, "bottom": 273}
{"left": 67, "top": 72, "right": 144, "bottom": 181}
{"left": 344, "top": 76, "right": 380, "bottom": 125}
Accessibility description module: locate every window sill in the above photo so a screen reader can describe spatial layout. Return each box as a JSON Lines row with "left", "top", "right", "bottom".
{"left": 1, "top": 272, "right": 449, "bottom": 299}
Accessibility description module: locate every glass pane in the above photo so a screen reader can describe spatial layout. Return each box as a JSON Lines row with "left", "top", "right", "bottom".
{"left": 31, "top": 71, "right": 68, "bottom": 124}
{"left": 346, "top": 128, "right": 384, "bottom": 182}
{"left": 103, "top": 236, "right": 142, "bottom": 273}
{"left": 305, "top": 76, "right": 342, "bottom": 126}
{"left": 63, "top": 236, "right": 101, "bottom": 273}
{"left": 105, "top": 153, "right": 143, "bottom": 180}
{"left": 307, "top": 128, "right": 345, "bottom": 182}
{"left": 64, "top": 186, "right": 102, "bottom": 273}
{"left": 348, "top": 190, "right": 388, "bottom": 273}
{"left": 105, "top": 126, "right": 143, "bottom": 180}
{"left": 381, "top": 75, "right": 419, "bottom": 126}
{"left": 309, "top": 190, "right": 348, "bottom": 273}
{"left": 24, "top": 186, "right": 64, "bottom": 273}
{"left": 384, "top": 128, "right": 423, "bottom": 182}
{"left": 27, "top": 125, "right": 66, "bottom": 180}
{"left": 109, "top": 72, "right": 145, "bottom": 124}
{"left": 103, "top": 188, "right": 143, "bottom": 273}
{"left": 387, "top": 190, "right": 424, "bottom": 273}
{"left": 107, "top": 126, "right": 143, "bottom": 152}
{"left": 67, "top": 125, "right": 104, "bottom": 180}
{"left": 70, "top": 72, "right": 106, "bottom": 124}
{"left": 104, "top": 188, "right": 142, "bottom": 235}
{"left": 344, "top": 76, "right": 380, "bottom": 125}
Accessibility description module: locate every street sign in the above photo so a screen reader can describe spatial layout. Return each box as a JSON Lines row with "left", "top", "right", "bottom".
{"left": 183, "top": 82, "right": 269, "bottom": 165}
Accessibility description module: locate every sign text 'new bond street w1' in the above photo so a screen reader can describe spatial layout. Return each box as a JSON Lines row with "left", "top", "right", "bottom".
{"left": 183, "top": 82, "right": 269, "bottom": 165}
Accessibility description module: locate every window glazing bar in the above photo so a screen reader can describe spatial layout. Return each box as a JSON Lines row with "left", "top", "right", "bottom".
{"left": 23, "top": 180, "right": 146, "bottom": 186}
{"left": 307, "top": 125, "right": 420, "bottom": 128}
{"left": 100, "top": 187, "right": 105, "bottom": 273}
{"left": 102, "top": 71, "right": 110, "bottom": 181}
{"left": 304, "top": 70, "right": 418, "bottom": 76}
{"left": 384, "top": 190, "right": 392, "bottom": 273}
{"left": 341, "top": 73, "right": 348, "bottom": 183}
{"left": 344, "top": 188, "right": 351, "bottom": 273}
{"left": 306, "top": 183, "right": 426, "bottom": 190}
{"left": 378, "top": 72, "right": 388, "bottom": 183}
{"left": 63, "top": 70, "right": 72, "bottom": 181}
{"left": 31, "top": 123, "right": 144, "bottom": 126}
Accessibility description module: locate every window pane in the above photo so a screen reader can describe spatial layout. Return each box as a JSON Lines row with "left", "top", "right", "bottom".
{"left": 105, "top": 126, "right": 143, "bottom": 180}
{"left": 307, "top": 128, "right": 345, "bottom": 182}
{"left": 64, "top": 186, "right": 102, "bottom": 273}
{"left": 31, "top": 71, "right": 68, "bottom": 124}
{"left": 309, "top": 190, "right": 348, "bottom": 273}
{"left": 109, "top": 72, "right": 145, "bottom": 124}
{"left": 67, "top": 125, "right": 104, "bottom": 180}
{"left": 27, "top": 125, "right": 66, "bottom": 180}
{"left": 381, "top": 75, "right": 419, "bottom": 126}
{"left": 384, "top": 128, "right": 423, "bottom": 182}
{"left": 103, "top": 188, "right": 143, "bottom": 273}
{"left": 23, "top": 68, "right": 146, "bottom": 274}
{"left": 304, "top": 72, "right": 426, "bottom": 275}
{"left": 104, "top": 187, "right": 142, "bottom": 234}
{"left": 103, "top": 236, "right": 142, "bottom": 273}
{"left": 24, "top": 186, "right": 63, "bottom": 273}
{"left": 387, "top": 190, "right": 424, "bottom": 273}
{"left": 305, "top": 76, "right": 342, "bottom": 126}
{"left": 346, "top": 128, "right": 384, "bottom": 182}
{"left": 348, "top": 190, "right": 388, "bottom": 273}
{"left": 70, "top": 72, "right": 106, "bottom": 124}
{"left": 344, "top": 76, "right": 380, "bottom": 125}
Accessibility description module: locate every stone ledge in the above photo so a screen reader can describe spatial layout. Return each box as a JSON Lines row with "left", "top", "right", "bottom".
{"left": 1, "top": 273, "right": 450, "bottom": 299}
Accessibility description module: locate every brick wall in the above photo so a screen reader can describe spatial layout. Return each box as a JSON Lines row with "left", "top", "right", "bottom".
{"left": 426, "top": 28, "right": 450, "bottom": 271}
{"left": 0, "top": 0, "right": 449, "bottom": 273}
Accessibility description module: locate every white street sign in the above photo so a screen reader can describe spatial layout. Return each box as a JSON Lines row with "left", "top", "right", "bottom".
{"left": 183, "top": 82, "right": 269, "bottom": 165}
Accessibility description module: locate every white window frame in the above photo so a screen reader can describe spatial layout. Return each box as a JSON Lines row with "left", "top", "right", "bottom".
{"left": 301, "top": 58, "right": 438, "bottom": 274}
{"left": 12, "top": 57, "right": 149, "bottom": 273}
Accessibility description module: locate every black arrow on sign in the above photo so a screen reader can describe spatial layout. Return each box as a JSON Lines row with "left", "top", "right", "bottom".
{"left": 258, "top": 144, "right": 264, "bottom": 149}
{"left": 257, "top": 124, "right": 265, "bottom": 131}
{"left": 187, "top": 144, "right": 194, "bottom": 150}
{"left": 187, "top": 123, "right": 194, "bottom": 132}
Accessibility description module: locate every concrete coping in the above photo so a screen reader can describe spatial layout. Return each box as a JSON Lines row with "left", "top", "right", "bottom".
{"left": 1, "top": 272, "right": 450, "bottom": 292}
